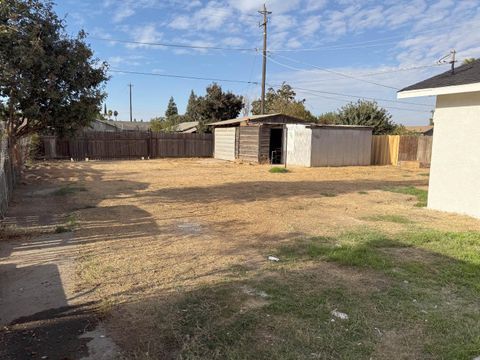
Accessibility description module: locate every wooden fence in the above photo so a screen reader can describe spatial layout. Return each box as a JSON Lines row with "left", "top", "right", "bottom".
{"left": 371, "top": 135, "right": 433, "bottom": 166}
{"left": 40, "top": 131, "right": 213, "bottom": 160}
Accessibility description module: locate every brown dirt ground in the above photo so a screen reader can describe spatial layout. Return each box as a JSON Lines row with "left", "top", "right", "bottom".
{"left": 2, "top": 159, "right": 480, "bottom": 358}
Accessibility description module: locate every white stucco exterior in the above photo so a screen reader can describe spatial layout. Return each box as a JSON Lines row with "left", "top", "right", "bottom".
{"left": 427, "top": 91, "right": 480, "bottom": 218}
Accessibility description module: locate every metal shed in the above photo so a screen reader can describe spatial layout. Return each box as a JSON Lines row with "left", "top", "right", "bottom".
{"left": 286, "top": 124, "right": 372, "bottom": 167}
{"left": 212, "top": 114, "right": 305, "bottom": 164}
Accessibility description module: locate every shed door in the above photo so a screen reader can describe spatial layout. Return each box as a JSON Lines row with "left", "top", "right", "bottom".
{"left": 214, "top": 127, "right": 237, "bottom": 161}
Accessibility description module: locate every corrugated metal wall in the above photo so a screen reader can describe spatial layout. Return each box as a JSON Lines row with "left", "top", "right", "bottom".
{"left": 214, "top": 127, "right": 237, "bottom": 161}
{"left": 310, "top": 128, "right": 372, "bottom": 166}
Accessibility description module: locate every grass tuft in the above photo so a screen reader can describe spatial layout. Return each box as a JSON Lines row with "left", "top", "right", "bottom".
{"left": 385, "top": 186, "right": 428, "bottom": 207}
{"left": 363, "top": 214, "right": 413, "bottom": 224}
{"left": 269, "top": 167, "right": 289, "bottom": 173}
{"left": 321, "top": 192, "right": 337, "bottom": 197}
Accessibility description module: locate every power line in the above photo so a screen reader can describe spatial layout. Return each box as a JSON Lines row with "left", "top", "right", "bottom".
{"left": 108, "top": 69, "right": 260, "bottom": 85}
{"left": 269, "top": 85, "right": 432, "bottom": 114}
{"left": 266, "top": 81, "right": 432, "bottom": 110}
{"left": 268, "top": 53, "right": 400, "bottom": 90}
{"left": 89, "top": 37, "right": 257, "bottom": 52}
{"left": 268, "top": 22, "right": 477, "bottom": 52}
{"left": 286, "top": 63, "right": 444, "bottom": 83}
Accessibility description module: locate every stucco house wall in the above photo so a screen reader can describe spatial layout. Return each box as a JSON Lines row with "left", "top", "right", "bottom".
{"left": 428, "top": 91, "right": 480, "bottom": 218}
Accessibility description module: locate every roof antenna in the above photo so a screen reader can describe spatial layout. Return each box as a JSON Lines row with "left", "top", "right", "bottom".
{"left": 437, "top": 49, "right": 457, "bottom": 74}
{"left": 450, "top": 49, "right": 456, "bottom": 74}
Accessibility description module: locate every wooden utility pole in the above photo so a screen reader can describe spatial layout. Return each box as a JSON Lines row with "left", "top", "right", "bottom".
{"left": 259, "top": 4, "right": 271, "bottom": 115}
{"left": 128, "top": 83, "right": 133, "bottom": 122}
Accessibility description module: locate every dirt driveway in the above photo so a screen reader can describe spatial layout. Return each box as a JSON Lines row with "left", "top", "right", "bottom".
{"left": 1, "top": 159, "right": 479, "bottom": 359}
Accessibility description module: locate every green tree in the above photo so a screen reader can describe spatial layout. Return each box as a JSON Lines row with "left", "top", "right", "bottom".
{"left": 196, "top": 83, "right": 243, "bottom": 131}
{"left": 113, "top": 110, "right": 118, "bottom": 120}
{"left": 336, "top": 100, "right": 397, "bottom": 135}
{"left": 107, "top": 109, "right": 113, "bottom": 120}
{"left": 317, "top": 111, "right": 339, "bottom": 124}
{"left": 0, "top": 0, "right": 108, "bottom": 142}
{"left": 251, "top": 83, "right": 315, "bottom": 121}
{"left": 184, "top": 90, "right": 201, "bottom": 121}
{"left": 150, "top": 115, "right": 184, "bottom": 133}
{"left": 463, "top": 58, "right": 477, "bottom": 65}
{"left": 165, "top": 96, "right": 178, "bottom": 118}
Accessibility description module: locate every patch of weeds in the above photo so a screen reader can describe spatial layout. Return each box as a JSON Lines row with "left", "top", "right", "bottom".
{"left": 269, "top": 166, "right": 289, "bottom": 173}
{"left": 0, "top": 225, "right": 48, "bottom": 241}
{"left": 54, "top": 226, "right": 70, "bottom": 233}
{"left": 358, "top": 191, "right": 368, "bottom": 195}
{"left": 363, "top": 214, "right": 413, "bottom": 224}
{"left": 53, "top": 185, "right": 87, "bottom": 196}
{"left": 385, "top": 186, "right": 428, "bottom": 207}
{"left": 419, "top": 173, "right": 430, "bottom": 177}
{"left": 321, "top": 192, "right": 337, "bottom": 197}
{"left": 53, "top": 214, "right": 77, "bottom": 234}
{"left": 66, "top": 214, "right": 77, "bottom": 228}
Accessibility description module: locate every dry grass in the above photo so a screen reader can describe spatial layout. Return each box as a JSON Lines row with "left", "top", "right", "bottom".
{"left": 9, "top": 159, "right": 480, "bottom": 359}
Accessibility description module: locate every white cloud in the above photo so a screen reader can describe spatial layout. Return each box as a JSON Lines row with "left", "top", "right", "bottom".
{"left": 125, "top": 24, "right": 163, "bottom": 48}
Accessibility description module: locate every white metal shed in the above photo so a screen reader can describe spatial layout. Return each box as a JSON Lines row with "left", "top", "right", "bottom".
{"left": 286, "top": 124, "right": 372, "bottom": 167}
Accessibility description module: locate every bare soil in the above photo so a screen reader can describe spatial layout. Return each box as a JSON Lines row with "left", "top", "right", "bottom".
{"left": 1, "top": 159, "right": 479, "bottom": 359}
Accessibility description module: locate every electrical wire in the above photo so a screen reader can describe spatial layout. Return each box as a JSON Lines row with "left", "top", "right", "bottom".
{"left": 268, "top": 84, "right": 432, "bottom": 114}
{"left": 266, "top": 82, "right": 432, "bottom": 110}
{"left": 108, "top": 69, "right": 260, "bottom": 85}
{"left": 268, "top": 53, "right": 400, "bottom": 90}
{"left": 89, "top": 37, "right": 258, "bottom": 52}
{"left": 268, "top": 22, "right": 476, "bottom": 52}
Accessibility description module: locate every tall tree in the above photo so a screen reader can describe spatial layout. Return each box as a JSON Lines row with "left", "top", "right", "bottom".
{"left": 317, "top": 111, "right": 339, "bottom": 124}
{"left": 251, "top": 83, "right": 315, "bottom": 121}
{"left": 165, "top": 96, "right": 178, "bottom": 118}
{"left": 196, "top": 83, "right": 243, "bottom": 131}
{"left": 184, "top": 90, "right": 201, "bottom": 122}
{"left": 0, "top": 0, "right": 108, "bottom": 142}
{"left": 336, "top": 100, "right": 397, "bottom": 135}
{"left": 113, "top": 110, "right": 118, "bottom": 121}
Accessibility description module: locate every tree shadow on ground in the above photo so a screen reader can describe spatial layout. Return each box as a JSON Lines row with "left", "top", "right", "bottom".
{"left": 129, "top": 179, "right": 428, "bottom": 205}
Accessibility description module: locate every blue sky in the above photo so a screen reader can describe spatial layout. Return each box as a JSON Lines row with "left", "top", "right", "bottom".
{"left": 54, "top": 0, "right": 480, "bottom": 125}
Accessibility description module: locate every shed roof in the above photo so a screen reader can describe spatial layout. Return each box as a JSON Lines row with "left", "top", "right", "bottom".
{"left": 305, "top": 124, "right": 373, "bottom": 130}
{"left": 398, "top": 59, "right": 480, "bottom": 98}
{"left": 209, "top": 113, "right": 306, "bottom": 126}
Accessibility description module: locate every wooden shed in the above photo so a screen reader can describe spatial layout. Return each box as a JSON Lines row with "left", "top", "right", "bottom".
{"left": 211, "top": 114, "right": 306, "bottom": 164}
{"left": 286, "top": 124, "right": 372, "bottom": 167}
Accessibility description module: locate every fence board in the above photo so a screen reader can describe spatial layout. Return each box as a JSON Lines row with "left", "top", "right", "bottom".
{"left": 417, "top": 136, "right": 433, "bottom": 165}
{"left": 398, "top": 136, "right": 418, "bottom": 161}
{"left": 371, "top": 135, "right": 400, "bottom": 165}
{"left": 40, "top": 131, "right": 213, "bottom": 160}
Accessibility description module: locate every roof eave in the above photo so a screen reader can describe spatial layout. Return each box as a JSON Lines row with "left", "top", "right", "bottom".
{"left": 398, "top": 82, "right": 480, "bottom": 98}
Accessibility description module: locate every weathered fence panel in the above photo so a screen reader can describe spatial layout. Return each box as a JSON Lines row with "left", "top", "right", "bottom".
{"left": 0, "top": 127, "right": 31, "bottom": 218}
{"left": 40, "top": 131, "right": 213, "bottom": 160}
{"left": 417, "top": 136, "right": 433, "bottom": 165}
{"left": 371, "top": 134, "right": 433, "bottom": 166}
{"left": 398, "top": 136, "right": 419, "bottom": 161}
{"left": 371, "top": 135, "right": 400, "bottom": 165}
